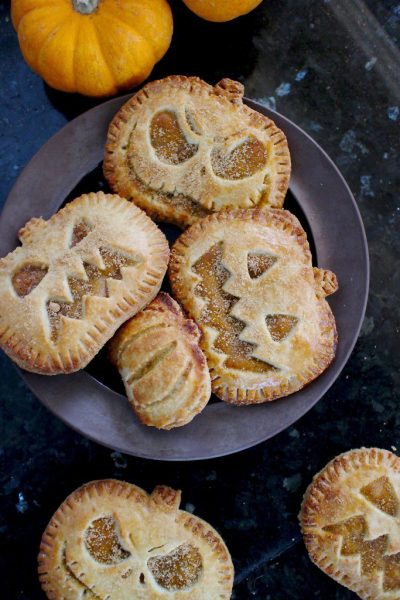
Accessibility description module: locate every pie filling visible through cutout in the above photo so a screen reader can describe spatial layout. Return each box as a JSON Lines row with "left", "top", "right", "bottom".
{"left": 0, "top": 192, "right": 169, "bottom": 374}
{"left": 192, "top": 241, "right": 277, "bottom": 374}
{"left": 104, "top": 76, "right": 291, "bottom": 228}
{"left": 38, "top": 480, "right": 234, "bottom": 599}
{"left": 47, "top": 247, "right": 141, "bottom": 342}
{"left": 147, "top": 543, "right": 203, "bottom": 590}
{"left": 300, "top": 448, "right": 400, "bottom": 599}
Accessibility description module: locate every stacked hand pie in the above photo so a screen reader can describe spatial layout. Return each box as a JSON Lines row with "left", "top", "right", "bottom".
{"left": 0, "top": 75, "right": 339, "bottom": 432}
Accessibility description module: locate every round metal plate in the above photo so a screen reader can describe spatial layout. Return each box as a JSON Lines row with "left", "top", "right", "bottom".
{"left": 0, "top": 96, "right": 369, "bottom": 460}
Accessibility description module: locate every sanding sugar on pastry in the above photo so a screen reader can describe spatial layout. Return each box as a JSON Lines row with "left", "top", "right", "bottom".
{"left": 103, "top": 75, "right": 291, "bottom": 228}
{"left": 0, "top": 192, "right": 169, "bottom": 374}
{"left": 300, "top": 447, "right": 400, "bottom": 599}
{"left": 109, "top": 292, "right": 211, "bottom": 429}
{"left": 38, "top": 479, "right": 234, "bottom": 599}
{"left": 169, "top": 207, "right": 338, "bottom": 404}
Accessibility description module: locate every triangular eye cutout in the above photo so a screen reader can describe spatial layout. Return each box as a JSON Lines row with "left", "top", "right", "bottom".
{"left": 266, "top": 314, "right": 298, "bottom": 342}
{"left": 360, "top": 476, "right": 399, "bottom": 516}
{"left": 70, "top": 220, "right": 93, "bottom": 247}
{"left": 247, "top": 253, "right": 277, "bottom": 279}
{"left": 12, "top": 264, "right": 48, "bottom": 297}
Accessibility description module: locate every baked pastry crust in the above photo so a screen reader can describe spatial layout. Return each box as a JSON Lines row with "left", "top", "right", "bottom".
{"left": 109, "top": 292, "right": 211, "bottom": 429}
{"left": 169, "top": 208, "right": 338, "bottom": 404}
{"left": 0, "top": 192, "right": 169, "bottom": 374}
{"left": 38, "top": 479, "right": 234, "bottom": 599}
{"left": 300, "top": 448, "right": 400, "bottom": 600}
{"left": 104, "top": 75, "right": 291, "bottom": 228}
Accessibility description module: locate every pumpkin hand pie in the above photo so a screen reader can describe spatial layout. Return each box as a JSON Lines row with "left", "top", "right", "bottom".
{"left": 109, "top": 292, "right": 211, "bottom": 429}
{"left": 103, "top": 75, "right": 291, "bottom": 228}
{"left": 38, "top": 479, "right": 234, "bottom": 599}
{"left": 0, "top": 192, "right": 169, "bottom": 374}
{"left": 169, "top": 208, "right": 338, "bottom": 404}
{"left": 300, "top": 448, "right": 400, "bottom": 600}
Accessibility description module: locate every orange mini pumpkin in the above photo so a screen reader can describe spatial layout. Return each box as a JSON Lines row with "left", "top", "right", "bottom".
{"left": 182, "top": 0, "right": 263, "bottom": 22}
{"left": 11, "top": 0, "right": 173, "bottom": 97}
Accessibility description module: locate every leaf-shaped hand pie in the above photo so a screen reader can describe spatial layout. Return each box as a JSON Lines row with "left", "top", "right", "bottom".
{"left": 109, "top": 292, "right": 211, "bottom": 429}
{"left": 0, "top": 192, "right": 169, "bottom": 374}
{"left": 38, "top": 479, "right": 234, "bottom": 599}
{"left": 169, "top": 208, "right": 338, "bottom": 404}
{"left": 104, "top": 75, "right": 291, "bottom": 228}
{"left": 300, "top": 448, "right": 400, "bottom": 599}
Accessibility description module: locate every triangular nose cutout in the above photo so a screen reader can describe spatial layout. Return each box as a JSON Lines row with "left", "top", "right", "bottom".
{"left": 247, "top": 253, "right": 277, "bottom": 279}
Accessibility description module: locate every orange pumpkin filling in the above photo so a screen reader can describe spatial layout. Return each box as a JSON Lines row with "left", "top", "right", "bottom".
{"left": 192, "top": 242, "right": 276, "bottom": 373}
{"left": 266, "top": 314, "right": 298, "bottom": 342}
{"left": 211, "top": 135, "right": 267, "bottom": 180}
{"left": 47, "top": 247, "right": 138, "bottom": 341}
{"left": 12, "top": 265, "right": 48, "bottom": 297}
{"left": 148, "top": 543, "right": 202, "bottom": 590}
{"left": 150, "top": 111, "right": 198, "bottom": 165}
{"left": 85, "top": 516, "right": 130, "bottom": 564}
{"left": 324, "top": 477, "right": 400, "bottom": 591}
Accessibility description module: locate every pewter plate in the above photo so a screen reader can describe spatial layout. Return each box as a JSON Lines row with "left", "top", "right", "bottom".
{"left": 0, "top": 96, "right": 369, "bottom": 460}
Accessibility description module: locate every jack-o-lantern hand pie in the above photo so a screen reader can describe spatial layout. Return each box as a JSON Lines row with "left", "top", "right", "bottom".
{"left": 300, "top": 448, "right": 400, "bottom": 600}
{"left": 169, "top": 208, "right": 338, "bottom": 404}
{"left": 103, "top": 75, "right": 291, "bottom": 228}
{"left": 38, "top": 479, "right": 234, "bottom": 599}
{"left": 0, "top": 192, "right": 169, "bottom": 374}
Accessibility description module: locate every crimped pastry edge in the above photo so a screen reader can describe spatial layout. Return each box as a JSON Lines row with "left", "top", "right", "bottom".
{"left": 38, "top": 479, "right": 234, "bottom": 600}
{"left": 103, "top": 75, "right": 291, "bottom": 228}
{"left": 109, "top": 292, "right": 212, "bottom": 429}
{"left": 168, "top": 207, "right": 338, "bottom": 404}
{"left": 299, "top": 447, "right": 400, "bottom": 600}
{"left": 0, "top": 192, "right": 169, "bottom": 374}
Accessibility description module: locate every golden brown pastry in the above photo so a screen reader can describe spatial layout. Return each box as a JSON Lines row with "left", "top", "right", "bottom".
{"left": 300, "top": 448, "right": 400, "bottom": 600}
{"left": 109, "top": 292, "right": 211, "bottom": 429}
{"left": 0, "top": 192, "right": 169, "bottom": 374}
{"left": 38, "top": 479, "right": 234, "bottom": 599}
{"left": 169, "top": 208, "right": 338, "bottom": 404}
{"left": 103, "top": 75, "right": 290, "bottom": 228}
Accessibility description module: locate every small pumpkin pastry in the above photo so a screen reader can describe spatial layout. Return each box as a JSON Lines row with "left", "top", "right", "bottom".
{"left": 104, "top": 75, "right": 290, "bottom": 228}
{"left": 38, "top": 479, "right": 234, "bottom": 599}
{"left": 109, "top": 292, "right": 211, "bottom": 429}
{"left": 169, "top": 208, "right": 338, "bottom": 404}
{"left": 0, "top": 192, "right": 169, "bottom": 374}
{"left": 300, "top": 448, "right": 400, "bottom": 600}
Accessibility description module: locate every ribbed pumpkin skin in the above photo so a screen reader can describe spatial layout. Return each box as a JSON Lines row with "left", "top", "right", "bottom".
{"left": 11, "top": 0, "right": 173, "bottom": 97}
{"left": 182, "top": 0, "right": 263, "bottom": 22}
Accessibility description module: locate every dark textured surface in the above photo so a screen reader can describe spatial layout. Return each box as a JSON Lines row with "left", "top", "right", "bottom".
{"left": 0, "top": 1, "right": 399, "bottom": 598}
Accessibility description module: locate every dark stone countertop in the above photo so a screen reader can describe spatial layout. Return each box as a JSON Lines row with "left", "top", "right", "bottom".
{"left": 1, "top": 1, "right": 399, "bottom": 598}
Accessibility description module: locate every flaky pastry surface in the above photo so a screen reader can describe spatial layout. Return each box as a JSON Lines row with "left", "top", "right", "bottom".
{"left": 300, "top": 448, "right": 400, "bottom": 600}
{"left": 39, "top": 479, "right": 234, "bottom": 599}
{"left": 109, "top": 292, "right": 211, "bottom": 429}
{"left": 104, "top": 76, "right": 290, "bottom": 228}
{"left": 169, "top": 208, "right": 338, "bottom": 404}
{"left": 0, "top": 192, "right": 169, "bottom": 374}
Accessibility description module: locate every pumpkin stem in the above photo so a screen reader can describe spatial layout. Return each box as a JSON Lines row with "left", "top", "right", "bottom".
{"left": 72, "top": 0, "right": 100, "bottom": 14}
